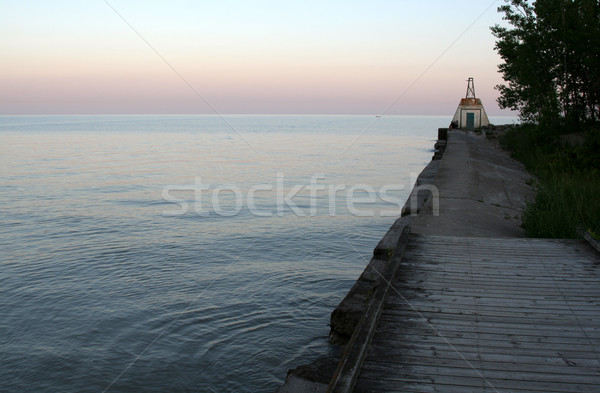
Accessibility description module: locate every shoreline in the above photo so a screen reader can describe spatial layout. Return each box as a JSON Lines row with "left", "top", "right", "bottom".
{"left": 329, "top": 129, "right": 447, "bottom": 346}
{"left": 276, "top": 127, "right": 450, "bottom": 393}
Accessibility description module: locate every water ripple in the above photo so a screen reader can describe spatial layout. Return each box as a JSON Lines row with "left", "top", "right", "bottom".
{"left": 0, "top": 115, "right": 438, "bottom": 392}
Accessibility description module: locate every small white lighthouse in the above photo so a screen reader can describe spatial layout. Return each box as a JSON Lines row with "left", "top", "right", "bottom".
{"left": 451, "top": 78, "right": 490, "bottom": 129}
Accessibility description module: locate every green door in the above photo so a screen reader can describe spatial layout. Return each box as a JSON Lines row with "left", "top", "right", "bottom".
{"left": 466, "top": 112, "right": 475, "bottom": 129}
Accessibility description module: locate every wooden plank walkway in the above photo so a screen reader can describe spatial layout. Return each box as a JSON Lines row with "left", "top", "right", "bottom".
{"left": 353, "top": 234, "right": 600, "bottom": 393}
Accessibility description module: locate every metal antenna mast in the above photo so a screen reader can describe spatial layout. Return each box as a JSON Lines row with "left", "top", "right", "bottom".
{"left": 465, "top": 77, "right": 476, "bottom": 98}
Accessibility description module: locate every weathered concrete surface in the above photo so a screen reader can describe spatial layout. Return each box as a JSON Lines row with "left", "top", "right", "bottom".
{"left": 412, "top": 129, "right": 534, "bottom": 237}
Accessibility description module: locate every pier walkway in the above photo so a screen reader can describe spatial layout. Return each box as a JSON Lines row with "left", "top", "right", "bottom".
{"left": 321, "top": 130, "right": 600, "bottom": 393}
{"left": 352, "top": 234, "right": 600, "bottom": 392}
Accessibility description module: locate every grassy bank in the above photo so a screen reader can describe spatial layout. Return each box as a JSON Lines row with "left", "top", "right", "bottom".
{"left": 500, "top": 123, "right": 600, "bottom": 239}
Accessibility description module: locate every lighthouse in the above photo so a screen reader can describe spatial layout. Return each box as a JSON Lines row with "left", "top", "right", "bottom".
{"left": 451, "top": 78, "right": 490, "bottom": 129}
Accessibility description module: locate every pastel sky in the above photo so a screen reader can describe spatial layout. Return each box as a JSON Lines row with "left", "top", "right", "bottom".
{"left": 0, "top": 0, "right": 514, "bottom": 115}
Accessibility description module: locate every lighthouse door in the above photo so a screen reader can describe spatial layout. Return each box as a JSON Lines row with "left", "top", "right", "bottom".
{"left": 466, "top": 112, "right": 475, "bottom": 129}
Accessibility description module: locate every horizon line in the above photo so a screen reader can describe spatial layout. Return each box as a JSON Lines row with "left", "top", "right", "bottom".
{"left": 0, "top": 113, "right": 518, "bottom": 118}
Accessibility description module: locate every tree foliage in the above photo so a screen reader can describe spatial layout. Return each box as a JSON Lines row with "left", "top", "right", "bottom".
{"left": 491, "top": 0, "right": 600, "bottom": 125}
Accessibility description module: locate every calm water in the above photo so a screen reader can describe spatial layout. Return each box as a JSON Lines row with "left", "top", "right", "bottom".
{"left": 0, "top": 115, "right": 512, "bottom": 392}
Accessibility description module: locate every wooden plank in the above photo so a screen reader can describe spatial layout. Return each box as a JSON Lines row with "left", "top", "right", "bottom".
{"left": 383, "top": 302, "right": 600, "bottom": 317}
{"left": 361, "top": 353, "right": 600, "bottom": 376}
{"left": 370, "top": 335, "right": 599, "bottom": 354}
{"left": 365, "top": 343, "right": 600, "bottom": 367}
{"left": 375, "top": 318, "right": 600, "bottom": 340}
{"left": 366, "top": 340, "right": 600, "bottom": 360}
{"left": 394, "top": 265, "right": 600, "bottom": 279}
{"left": 359, "top": 361, "right": 600, "bottom": 385}
{"left": 377, "top": 313, "right": 600, "bottom": 334}
{"left": 383, "top": 294, "right": 600, "bottom": 308}
{"left": 391, "top": 287, "right": 600, "bottom": 299}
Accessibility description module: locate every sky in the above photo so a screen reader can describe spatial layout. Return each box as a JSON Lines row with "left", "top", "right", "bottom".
{"left": 0, "top": 0, "right": 516, "bottom": 116}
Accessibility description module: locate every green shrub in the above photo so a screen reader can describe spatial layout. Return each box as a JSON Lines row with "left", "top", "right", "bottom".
{"left": 501, "top": 123, "right": 600, "bottom": 239}
{"left": 522, "top": 173, "right": 600, "bottom": 238}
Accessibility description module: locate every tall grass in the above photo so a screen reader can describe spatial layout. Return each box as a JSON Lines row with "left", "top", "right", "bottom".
{"left": 501, "top": 123, "right": 600, "bottom": 239}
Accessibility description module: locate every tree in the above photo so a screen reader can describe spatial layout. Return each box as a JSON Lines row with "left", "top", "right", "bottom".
{"left": 491, "top": 0, "right": 600, "bottom": 125}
